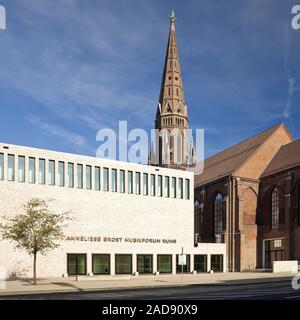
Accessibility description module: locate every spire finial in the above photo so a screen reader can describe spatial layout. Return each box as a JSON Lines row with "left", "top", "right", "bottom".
{"left": 170, "top": 10, "right": 175, "bottom": 23}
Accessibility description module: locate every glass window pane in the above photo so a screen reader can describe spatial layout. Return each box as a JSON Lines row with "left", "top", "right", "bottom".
{"left": 29, "top": 157, "right": 36, "bottom": 184}
{"left": 48, "top": 160, "right": 55, "bottom": 186}
{"left": 39, "top": 159, "right": 45, "bottom": 185}
{"left": 0, "top": 153, "right": 4, "bottom": 180}
{"left": 58, "top": 161, "right": 65, "bottom": 187}
{"left": 137, "top": 255, "right": 153, "bottom": 274}
{"left": 112, "top": 169, "right": 117, "bottom": 192}
{"left": 176, "top": 254, "right": 190, "bottom": 273}
{"left": 92, "top": 254, "right": 110, "bottom": 274}
{"left": 86, "top": 165, "right": 92, "bottom": 190}
{"left": 67, "top": 163, "right": 74, "bottom": 188}
{"left": 8, "top": 154, "right": 15, "bottom": 181}
{"left": 165, "top": 176, "right": 170, "bottom": 198}
{"left": 185, "top": 179, "right": 190, "bottom": 200}
{"left": 18, "top": 156, "right": 25, "bottom": 182}
{"left": 157, "top": 255, "right": 172, "bottom": 273}
{"left": 128, "top": 171, "right": 133, "bottom": 194}
{"left": 115, "top": 255, "right": 132, "bottom": 274}
{"left": 211, "top": 255, "right": 223, "bottom": 272}
{"left": 103, "top": 167, "right": 109, "bottom": 191}
{"left": 194, "top": 255, "right": 207, "bottom": 273}
{"left": 77, "top": 164, "right": 83, "bottom": 189}
{"left": 171, "top": 177, "right": 176, "bottom": 198}
{"left": 120, "top": 170, "right": 125, "bottom": 193}
{"left": 178, "top": 178, "right": 183, "bottom": 199}
{"left": 158, "top": 175, "right": 163, "bottom": 197}
{"left": 151, "top": 174, "right": 155, "bottom": 196}
{"left": 76, "top": 255, "right": 86, "bottom": 274}
{"left": 135, "top": 172, "right": 141, "bottom": 195}
{"left": 95, "top": 167, "right": 100, "bottom": 191}
{"left": 143, "top": 173, "right": 148, "bottom": 195}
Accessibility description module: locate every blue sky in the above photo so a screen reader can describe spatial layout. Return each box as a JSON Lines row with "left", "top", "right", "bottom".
{"left": 0, "top": 0, "right": 299, "bottom": 161}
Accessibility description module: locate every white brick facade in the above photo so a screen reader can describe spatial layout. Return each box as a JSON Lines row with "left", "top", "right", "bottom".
{"left": 0, "top": 142, "right": 225, "bottom": 278}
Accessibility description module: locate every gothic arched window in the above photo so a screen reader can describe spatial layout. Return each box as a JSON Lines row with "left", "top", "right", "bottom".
{"left": 271, "top": 187, "right": 280, "bottom": 230}
{"left": 298, "top": 184, "right": 300, "bottom": 226}
{"left": 194, "top": 200, "right": 200, "bottom": 236}
{"left": 214, "top": 193, "right": 223, "bottom": 240}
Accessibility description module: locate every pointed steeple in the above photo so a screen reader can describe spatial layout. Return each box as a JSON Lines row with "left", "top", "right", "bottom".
{"left": 157, "top": 10, "right": 187, "bottom": 118}
{"left": 150, "top": 12, "right": 195, "bottom": 170}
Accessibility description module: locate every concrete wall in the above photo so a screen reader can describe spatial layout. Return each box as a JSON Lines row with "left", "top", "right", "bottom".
{"left": 273, "top": 261, "right": 298, "bottom": 273}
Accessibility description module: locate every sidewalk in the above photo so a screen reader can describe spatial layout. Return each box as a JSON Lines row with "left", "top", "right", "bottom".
{"left": 0, "top": 272, "right": 297, "bottom": 296}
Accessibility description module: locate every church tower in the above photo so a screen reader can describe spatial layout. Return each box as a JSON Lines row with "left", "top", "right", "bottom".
{"left": 150, "top": 11, "right": 195, "bottom": 169}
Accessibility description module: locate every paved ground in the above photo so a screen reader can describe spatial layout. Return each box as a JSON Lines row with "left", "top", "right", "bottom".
{"left": 1, "top": 278, "right": 299, "bottom": 300}
{"left": 0, "top": 273, "right": 299, "bottom": 300}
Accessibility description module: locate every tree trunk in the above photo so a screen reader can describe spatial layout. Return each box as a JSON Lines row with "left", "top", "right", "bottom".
{"left": 33, "top": 252, "right": 37, "bottom": 285}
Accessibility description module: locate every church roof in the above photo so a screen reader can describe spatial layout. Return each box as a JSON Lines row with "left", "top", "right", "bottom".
{"left": 261, "top": 139, "right": 300, "bottom": 177}
{"left": 195, "top": 123, "right": 292, "bottom": 187}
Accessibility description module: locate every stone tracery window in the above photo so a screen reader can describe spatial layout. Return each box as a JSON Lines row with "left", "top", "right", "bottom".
{"left": 271, "top": 187, "right": 280, "bottom": 230}
{"left": 214, "top": 193, "right": 223, "bottom": 242}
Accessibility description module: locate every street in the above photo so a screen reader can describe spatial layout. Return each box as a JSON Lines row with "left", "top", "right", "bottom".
{"left": 1, "top": 277, "right": 300, "bottom": 300}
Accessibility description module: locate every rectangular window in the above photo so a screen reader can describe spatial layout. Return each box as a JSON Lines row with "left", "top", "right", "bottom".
{"left": 194, "top": 255, "right": 207, "bottom": 273}
{"left": 0, "top": 153, "right": 4, "bottom": 180}
{"left": 95, "top": 167, "right": 101, "bottom": 191}
{"left": 112, "top": 169, "right": 117, "bottom": 192}
{"left": 28, "top": 157, "right": 36, "bottom": 184}
{"left": 158, "top": 175, "right": 163, "bottom": 197}
{"left": 165, "top": 176, "right": 170, "bottom": 198}
{"left": 7, "top": 154, "right": 15, "bottom": 181}
{"left": 67, "top": 163, "right": 74, "bottom": 188}
{"left": 178, "top": 178, "right": 183, "bottom": 199}
{"left": 48, "top": 160, "right": 55, "bottom": 186}
{"left": 67, "top": 254, "right": 87, "bottom": 275}
{"left": 150, "top": 174, "right": 156, "bottom": 196}
{"left": 211, "top": 255, "right": 223, "bottom": 272}
{"left": 86, "top": 165, "right": 92, "bottom": 190}
{"left": 157, "top": 255, "right": 172, "bottom": 273}
{"left": 77, "top": 164, "right": 83, "bottom": 189}
{"left": 92, "top": 254, "right": 110, "bottom": 275}
{"left": 185, "top": 178, "right": 190, "bottom": 200}
{"left": 58, "top": 161, "right": 65, "bottom": 187}
{"left": 171, "top": 177, "right": 176, "bottom": 198}
{"left": 135, "top": 172, "right": 141, "bottom": 195}
{"left": 103, "top": 167, "right": 109, "bottom": 191}
{"left": 143, "top": 173, "right": 148, "bottom": 195}
{"left": 137, "top": 255, "right": 153, "bottom": 274}
{"left": 176, "top": 254, "right": 191, "bottom": 273}
{"left": 39, "top": 159, "right": 45, "bottom": 185}
{"left": 115, "top": 254, "right": 132, "bottom": 274}
{"left": 128, "top": 171, "right": 133, "bottom": 194}
{"left": 120, "top": 170, "right": 125, "bottom": 193}
{"left": 18, "top": 156, "right": 25, "bottom": 182}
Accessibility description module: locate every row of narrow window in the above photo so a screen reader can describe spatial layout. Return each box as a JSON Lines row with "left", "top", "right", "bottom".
{"left": 194, "top": 187, "right": 300, "bottom": 241}
{"left": 0, "top": 153, "right": 190, "bottom": 200}
{"left": 163, "top": 118, "right": 184, "bottom": 126}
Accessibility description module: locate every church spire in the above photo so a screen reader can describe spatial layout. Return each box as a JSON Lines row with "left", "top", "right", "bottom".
{"left": 157, "top": 10, "right": 187, "bottom": 118}
{"left": 150, "top": 12, "right": 195, "bottom": 170}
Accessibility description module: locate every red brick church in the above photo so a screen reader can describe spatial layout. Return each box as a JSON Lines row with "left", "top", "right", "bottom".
{"left": 194, "top": 123, "right": 300, "bottom": 271}
{"left": 153, "top": 13, "right": 300, "bottom": 272}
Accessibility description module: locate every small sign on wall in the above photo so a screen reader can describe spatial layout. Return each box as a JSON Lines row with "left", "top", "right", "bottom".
{"left": 178, "top": 254, "right": 187, "bottom": 266}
